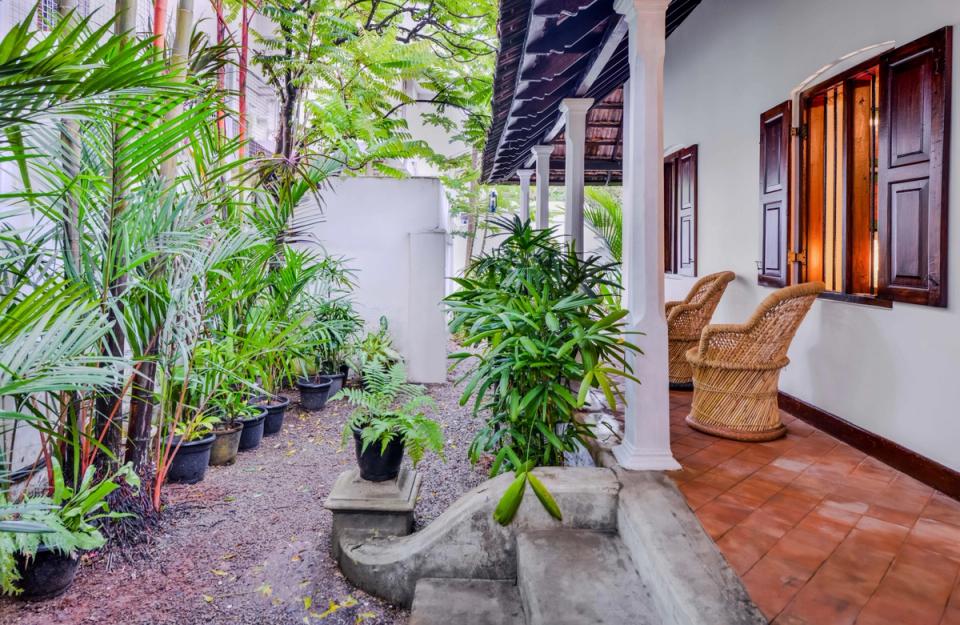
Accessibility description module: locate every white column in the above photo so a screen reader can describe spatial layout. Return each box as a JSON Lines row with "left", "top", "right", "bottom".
{"left": 559, "top": 98, "right": 594, "bottom": 254}
{"left": 517, "top": 168, "right": 534, "bottom": 222}
{"left": 531, "top": 145, "right": 553, "bottom": 229}
{"left": 613, "top": 0, "right": 679, "bottom": 471}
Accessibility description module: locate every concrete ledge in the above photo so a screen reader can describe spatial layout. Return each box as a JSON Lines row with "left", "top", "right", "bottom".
{"left": 336, "top": 467, "right": 619, "bottom": 606}
{"left": 615, "top": 468, "right": 767, "bottom": 625}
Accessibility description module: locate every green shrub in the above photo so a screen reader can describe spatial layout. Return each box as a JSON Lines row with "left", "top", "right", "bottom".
{"left": 445, "top": 216, "right": 641, "bottom": 524}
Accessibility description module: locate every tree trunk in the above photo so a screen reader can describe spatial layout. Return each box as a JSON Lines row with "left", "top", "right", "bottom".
{"left": 462, "top": 150, "right": 480, "bottom": 270}
{"left": 58, "top": 0, "right": 80, "bottom": 273}
{"left": 214, "top": 0, "right": 226, "bottom": 138}
{"left": 124, "top": 344, "right": 157, "bottom": 472}
{"left": 238, "top": 0, "right": 249, "bottom": 156}
{"left": 92, "top": 0, "right": 139, "bottom": 474}
{"left": 159, "top": 0, "right": 193, "bottom": 181}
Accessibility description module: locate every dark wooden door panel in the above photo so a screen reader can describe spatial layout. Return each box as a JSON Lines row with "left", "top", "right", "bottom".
{"left": 888, "top": 55, "right": 932, "bottom": 168}
{"left": 676, "top": 145, "right": 698, "bottom": 276}
{"left": 878, "top": 26, "right": 951, "bottom": 307}
{"left": 888, "top": 179, "right": 929, "bottom": 288}
{"left": 759, "top": 101, "right": 792, "bottom": 287}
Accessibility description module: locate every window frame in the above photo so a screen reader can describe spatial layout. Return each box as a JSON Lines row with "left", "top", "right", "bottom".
{"left": 797, "top": 54, "right": 884, "bottom": 304}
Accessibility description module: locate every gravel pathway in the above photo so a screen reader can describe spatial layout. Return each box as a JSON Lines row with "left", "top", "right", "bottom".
{"left": 0, "top": 355, "right": 487, "bottom": 625}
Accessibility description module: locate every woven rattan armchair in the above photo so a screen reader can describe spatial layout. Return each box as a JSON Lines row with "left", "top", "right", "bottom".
{"left": 666, "top": 271, "right": 736, "bottom": 388}
{"left": 685, "top": 281, "right": 825, "bottom": 441}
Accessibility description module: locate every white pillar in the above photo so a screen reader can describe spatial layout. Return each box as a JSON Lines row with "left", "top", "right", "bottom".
{"left": 613, "top": 0, "right": 679, "bottom": 471}
{"left": 517, "top": 168, "right": 534, "bottom": 223}
{"left": 559, "top": 98, "right": 593, "bottom": 254}
{"left": 531, "top": 145, "right": 553, "bottom": 229}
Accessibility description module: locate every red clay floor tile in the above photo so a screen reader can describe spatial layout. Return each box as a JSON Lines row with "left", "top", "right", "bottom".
{"left": 664, "top": 390, "right": 960, "bottom": 625}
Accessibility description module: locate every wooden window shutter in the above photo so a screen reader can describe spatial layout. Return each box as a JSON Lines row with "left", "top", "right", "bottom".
{"left": 877, "top": 27, "right": 952, "bottom": 307}
{"left": 675, "top": 145, "right": 698, "bottom": 276}
{"left": 759, "top": 101, "right": 792, "bottom": 287}
{"left": 664, "top": 154, "right": 677, "bottom": 273}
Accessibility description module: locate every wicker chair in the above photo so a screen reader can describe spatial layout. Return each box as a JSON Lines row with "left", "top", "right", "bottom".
{"left": 685, "top": 281, "right": 825, "bottom": 441}
{"left": 666, "top": 271, "right": 736, "bottom": 388}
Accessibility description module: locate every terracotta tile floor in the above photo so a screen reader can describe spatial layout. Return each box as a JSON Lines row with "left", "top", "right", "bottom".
{"left": 667, "top": 390, "right": 960, "bottom": 625}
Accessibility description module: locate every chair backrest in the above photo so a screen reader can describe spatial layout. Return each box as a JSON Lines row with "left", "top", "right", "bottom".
{"left": 683, "top": 271, "right": 736, "bottom": 307}
{"left": 668, "top": 271, "right": 736, "bottom": 337}
{"left": 741, "top": 281, "right": 825, "bottom": 362}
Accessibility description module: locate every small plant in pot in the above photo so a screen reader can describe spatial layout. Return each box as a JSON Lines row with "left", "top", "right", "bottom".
{"left": 334, "top": 362, "right": 444, "bottom": 482}
{"left": 309, "top": 298, "right": 362, "bottom": 395}
{"left": 296, "top": 358, "right": 333, "bottom": 412}
{"left": 207, "top": 387, "right": 258, "bottom": 465}
{"left": 165, "top": 409, "right": 219, "bottom": 484}
{"left": 0, "top": 461, "right": 139, "bottom": 600}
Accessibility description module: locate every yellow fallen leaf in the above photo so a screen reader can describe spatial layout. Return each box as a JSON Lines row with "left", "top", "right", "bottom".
{"left": 303, "top": 596, "right": 312, "bottom": 610}
{"left": 355, "top": 612, "right": 376, "bottom": 623}
{"left": 203, "top": 595, "right": 214, "bottom": 603}
{"left": 291, "top": 554, "right": 302, "bottom": 562}
{"left": 257, "top": 583, "right": 272, "bottom": 598}
{"left": 210, "top": 569, "right": 228, "bottom": 577}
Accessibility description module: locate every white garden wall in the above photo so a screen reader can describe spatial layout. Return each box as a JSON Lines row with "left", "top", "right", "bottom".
{"left": 662, "top": 0, "right": 960, "bottom": 470}
{"left": 300, "top": 176, "right": 450, "bottom": 384}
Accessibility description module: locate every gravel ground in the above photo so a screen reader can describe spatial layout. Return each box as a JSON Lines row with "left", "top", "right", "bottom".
{"left": 0, "top": 355, "right": 486, "bottom": 625}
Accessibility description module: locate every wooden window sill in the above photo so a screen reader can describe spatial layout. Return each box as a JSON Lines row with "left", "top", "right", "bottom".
{"left": 817, "top": 291, "right": 893, "bottom": 309}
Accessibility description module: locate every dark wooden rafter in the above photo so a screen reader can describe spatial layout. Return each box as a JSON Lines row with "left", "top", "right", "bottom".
{"left": 482, "top": 0, "right": 703, "bottom": 184}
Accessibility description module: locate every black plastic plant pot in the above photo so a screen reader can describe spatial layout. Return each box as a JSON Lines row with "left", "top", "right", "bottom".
{"left": 209, "top": 424, "right": 242, "bottom": 466}
{"left": 353, "top": 429, "right": 405, "bottom": 482}
{"left": 324, "top": 371, "right": 347, "bottom": 396}
{"left": 166, "top": 433, "right": 216, "bottom": 484}
{"left": 297, "top": 376, "right": 332, "bottom": 411}
{"left": 238, "top": 408, "right": 267, "bottom": 451}
{"left": 254, "top": 395, "right": 291, "bottom": 436}
{"left": 13, "top": 545, "right": 80, "bottom": 601}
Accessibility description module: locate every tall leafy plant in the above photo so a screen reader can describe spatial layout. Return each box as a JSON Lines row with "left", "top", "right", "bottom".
{"left": 446, "top": 217, "right": 641, "bottom": 524}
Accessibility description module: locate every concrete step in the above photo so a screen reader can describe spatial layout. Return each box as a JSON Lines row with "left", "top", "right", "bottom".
{"left": 517, "top": 529, "right": 659, "bottom": 625}
{"left": 409, "top": 578, "right": 525, "bottom": 625}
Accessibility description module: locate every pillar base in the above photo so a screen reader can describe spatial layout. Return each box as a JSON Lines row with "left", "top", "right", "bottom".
{"left": 613, "top": 440, "right": 680, "bottom": 471}
{"left": 324, "top": 467, "right": 421, "bottom": 558}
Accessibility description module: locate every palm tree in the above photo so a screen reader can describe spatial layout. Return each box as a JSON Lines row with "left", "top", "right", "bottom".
{"left": 584, "top": 187, "right": 623, "bottom": 263}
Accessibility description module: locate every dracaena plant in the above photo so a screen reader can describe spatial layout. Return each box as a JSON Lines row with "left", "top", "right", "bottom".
{"left": 445, "top": 216, "right": 641, "bottom": 525}
{"left": 334, "top": 362, "right": 444, "bottom": 467}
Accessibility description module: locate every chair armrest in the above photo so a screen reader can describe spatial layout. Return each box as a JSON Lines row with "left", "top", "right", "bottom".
{"left": 665, "top": 301, "right": 681, "bottom": 315}
{"left": 694, "top": 322, "right": 753, "bottom": 361}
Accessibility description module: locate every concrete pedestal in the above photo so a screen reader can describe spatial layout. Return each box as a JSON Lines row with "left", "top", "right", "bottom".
{"left": 325, "top": 467, "right": 421, "bottom": 558}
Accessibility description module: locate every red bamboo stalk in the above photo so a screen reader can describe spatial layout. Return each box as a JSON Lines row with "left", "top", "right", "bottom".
{"left": 238, "top": 0, "right": 249, "bottom": 156}
{"left": 154, "top": 0, "right": 168, "bottom": 49}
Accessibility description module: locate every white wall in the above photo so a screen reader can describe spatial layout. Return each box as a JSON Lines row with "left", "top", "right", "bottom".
{"left": 662, "top": 0, "right": 960, "bottom": 470}
{"left": 300, "top": 176, "right": 449, "bottom": 383}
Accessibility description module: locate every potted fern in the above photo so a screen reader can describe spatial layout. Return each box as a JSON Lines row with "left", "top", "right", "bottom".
{"left": 0, "top": 461, "right": 139, "bottom": 600}
{"left": 334, "top": 362, "right": 444, "bottom": 482}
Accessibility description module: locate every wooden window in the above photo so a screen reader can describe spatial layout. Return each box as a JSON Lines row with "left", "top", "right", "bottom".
{"left": 770, "top": 26, "right": 951, "bottom": 307}
{"left": 758, "top": 102, "right": 791, "bottom": 287}
{"left": 664, "top": 145, "right": 698, "bottom": 276}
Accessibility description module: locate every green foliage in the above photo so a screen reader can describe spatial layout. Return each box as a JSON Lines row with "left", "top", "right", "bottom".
{"left": 445, "top": 216, "right": 642, "bottom": 524}
{"left": 334, "top": 362, "right": 443, "bottom": 468}
{"left": 348, "top": 316, "right": 402, "bottom": 373}
{"left": 0, "top": 459, "right": 139, "bottom": 595}
{"left": 584, "top": 187, "right": 623, "bottom": 263}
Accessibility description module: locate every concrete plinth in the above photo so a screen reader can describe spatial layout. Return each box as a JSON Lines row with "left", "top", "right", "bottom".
{"left": 325, "top": 467, "right": 421, "bottom": 558}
